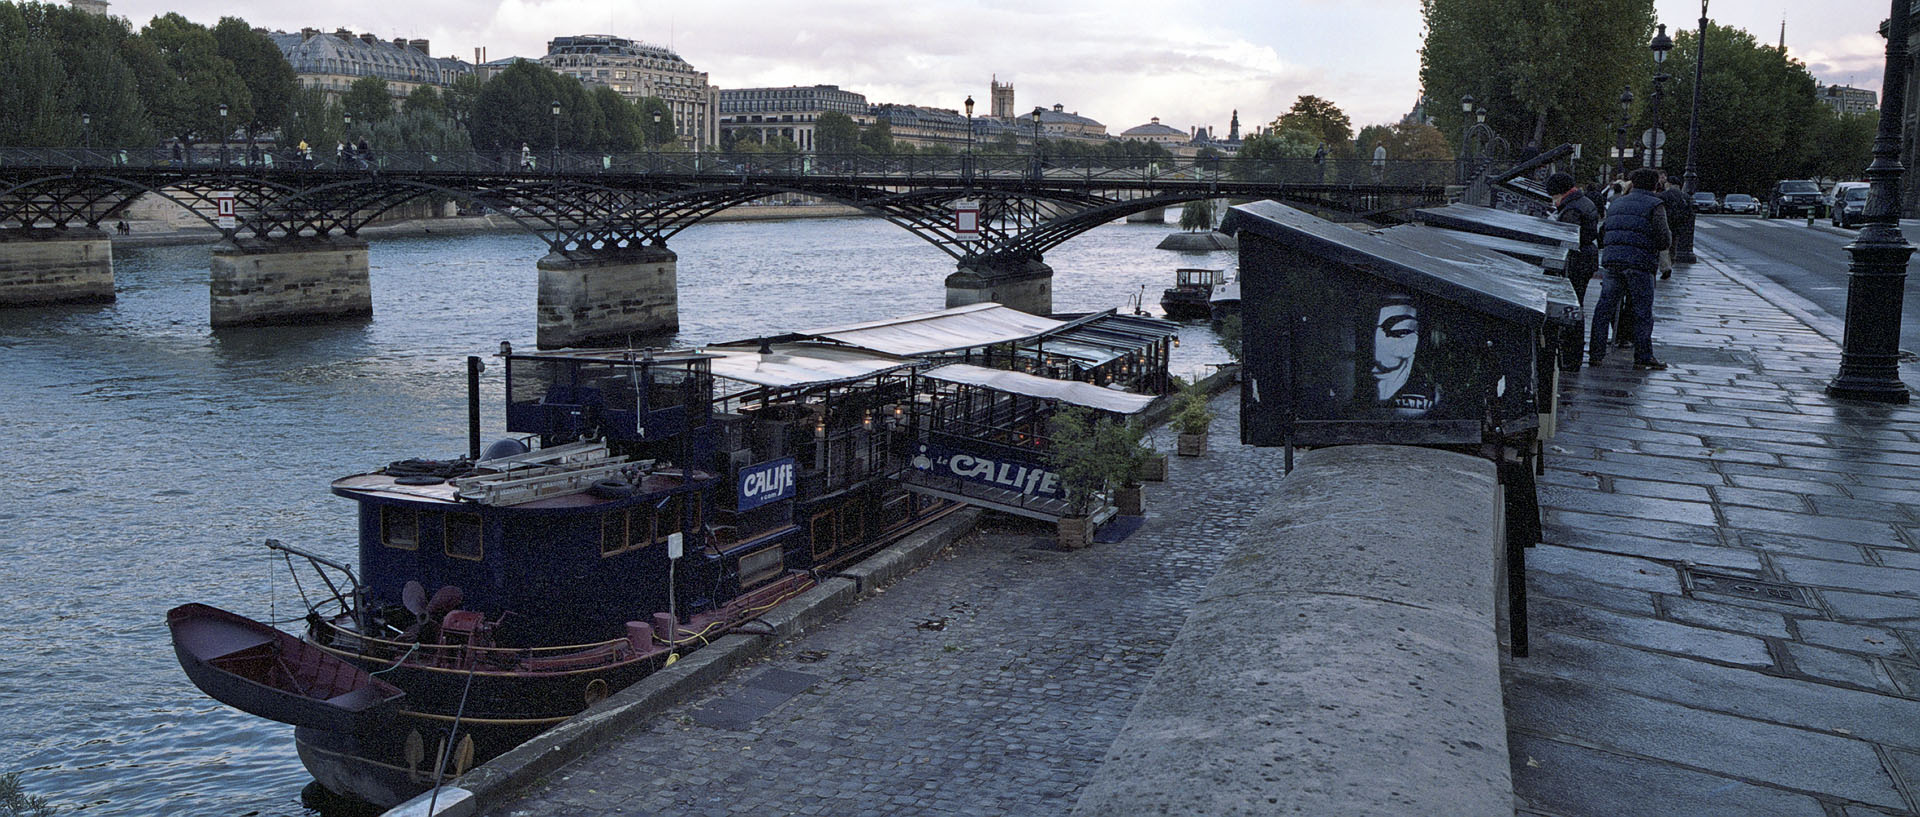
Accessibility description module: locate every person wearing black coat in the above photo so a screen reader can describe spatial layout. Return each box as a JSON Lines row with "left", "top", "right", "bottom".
{"left": 1657, "top": 172, "right": 1689, "bottom": 279}
{"left": 1589, "top": 167, "right": 1672, "bottom": 370}
{"left": 1547, "top": 172, "right": 1599, "bottom": 371}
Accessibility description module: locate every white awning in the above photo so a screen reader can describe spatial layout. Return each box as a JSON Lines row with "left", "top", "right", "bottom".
{"left": 802, "top": 303, "right": 1066, "bottom": 356}
{"left": 705, "top": 343, "right": 916, "bottom": 390}
{"left": 921, "top": 363, "right": 1157, "bottom": 415}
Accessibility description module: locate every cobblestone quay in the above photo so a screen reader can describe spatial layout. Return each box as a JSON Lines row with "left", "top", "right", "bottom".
{"left": 486, "top": 391, "right": 1287, "bottom": 816}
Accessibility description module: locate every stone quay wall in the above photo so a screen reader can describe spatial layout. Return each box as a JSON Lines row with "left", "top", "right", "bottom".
{"left": 0, "top": 227, "right": 115, "bottom": 306}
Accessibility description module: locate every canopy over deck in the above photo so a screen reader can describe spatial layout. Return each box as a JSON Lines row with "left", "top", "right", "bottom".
{"left": 922, "top": 363, "right": 1156, "bottom": 415}
{"left": 802, "top": 303, "right": 1065, "bottom": 357}
{"left": 704, "top": 342, "right": 916, "bottom": 391}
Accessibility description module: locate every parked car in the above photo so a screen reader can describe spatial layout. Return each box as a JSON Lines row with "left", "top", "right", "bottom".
{"left": 1768, "top": 179, "right": 1825, "bottom": 219}
{"left": 1721, "top": 193, "right": 1760, "bottom": 215}
{"left": 1831, "top": 183, "right": 1871, "bottom": 228}
{"left": 1690, "top": 192, "right": 1720, "bottom": 213}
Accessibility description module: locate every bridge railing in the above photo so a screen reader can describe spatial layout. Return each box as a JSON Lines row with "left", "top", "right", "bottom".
{"left": 0, "top": 146, "right": 1462, "bottom": 189}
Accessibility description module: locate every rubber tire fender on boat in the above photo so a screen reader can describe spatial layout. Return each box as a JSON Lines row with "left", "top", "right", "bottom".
{"left": 589, "top": 479, "right": 636, "bottom": 499}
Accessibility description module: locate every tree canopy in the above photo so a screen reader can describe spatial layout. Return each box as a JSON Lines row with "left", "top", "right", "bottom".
{"left": 211, "top": 16, "right": 295, "bottom": 140}
{"left": 1273, "top": 95, "right": 1354, "bottom": 156}
{"left": 814, "top": 110, "right": 860, "bottom": 154}
{"left": 1656, "top": 24, "right": 1853, "bottom": 194}
{"left": 139, "top": 12, "right": 252, "bottom": 143}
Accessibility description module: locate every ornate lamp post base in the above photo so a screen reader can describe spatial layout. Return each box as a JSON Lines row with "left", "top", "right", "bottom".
{"left": 1825, "top": 0, "right": 1914, "bottom": 404}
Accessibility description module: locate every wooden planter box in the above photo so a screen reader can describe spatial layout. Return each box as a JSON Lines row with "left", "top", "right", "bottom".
{"left": 1177, "top": 432, "right": 1208, "bottom": 457}
{"left": 1140, "top": 453, "right": 1168, "bottom": 482}
{"left": 1057, "top": 515, "right": 1096, "bottom": 550}
{"left": 1116, "top": 483, "right": 1144, "bottom": 516}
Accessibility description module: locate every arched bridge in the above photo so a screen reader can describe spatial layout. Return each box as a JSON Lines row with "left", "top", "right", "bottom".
{"left": 0, "top": 146, "right": 1453, "bottom": 347}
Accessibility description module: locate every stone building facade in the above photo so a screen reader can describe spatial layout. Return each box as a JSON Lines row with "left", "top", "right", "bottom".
{"left": 270, "top": 29, "right": 471, "bottom": 100}
{"left": 1817, "top": 83, "right": 1878, "bottom": 116}
{"left": 717, "top": 85, "right": 870, "bottom": 152}
{"left": 540, "top": 34, "right": 717, "bottom": 149}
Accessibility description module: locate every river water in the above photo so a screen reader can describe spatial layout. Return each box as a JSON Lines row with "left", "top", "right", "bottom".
{"left": 0, "top": 214, "right": 1234, "bottom": 815}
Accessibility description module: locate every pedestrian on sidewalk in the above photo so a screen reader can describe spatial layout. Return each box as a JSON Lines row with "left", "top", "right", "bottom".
{"left": 1589, "top": 167, "right": 1671, "bottom": 370}
{"left": 1657, "top": 170, "right": 1687, "bottom": 280}
{"left": 1547, "top": 172, "right": 1599, "bottom": 371}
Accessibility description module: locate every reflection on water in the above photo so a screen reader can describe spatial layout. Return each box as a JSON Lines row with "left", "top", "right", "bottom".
{"left": 0, "top": 215, "right": 1233, "bottom": 815}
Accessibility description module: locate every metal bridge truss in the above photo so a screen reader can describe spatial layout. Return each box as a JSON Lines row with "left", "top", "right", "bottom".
{"left": 0, "top": 158, "right": 1449, "bottom": 262}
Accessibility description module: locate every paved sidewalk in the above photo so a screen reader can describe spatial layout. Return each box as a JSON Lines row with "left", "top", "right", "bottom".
{"left": 1512, "top": 248, "right": 1920, "bottom": 815}
{"left": 484, "top": 395, "right": 1288, "bottom": 817}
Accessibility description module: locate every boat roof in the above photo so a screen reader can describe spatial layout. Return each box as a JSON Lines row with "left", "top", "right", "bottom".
{"left": 800, "top": 302, "right": 1066, "bottom": 356}
{"left": 704, "top": 342, "right": 917, "bottom": 390}
{"left": 1379, "top": 223, "right": 1569, "bottom": 271}
{"left": 921, "top": 363, "right": 1157, "bottom": 414}
{"left": 1370, "top": 224, "right": 1581, "bottom": 325}
{"left": 508, "top": 347, "right": 719, "bottom": 365}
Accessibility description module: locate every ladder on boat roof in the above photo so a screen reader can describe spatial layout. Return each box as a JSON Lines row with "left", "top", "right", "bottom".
{"left": 453, "top": 441, "right": 644, "bottom": 506}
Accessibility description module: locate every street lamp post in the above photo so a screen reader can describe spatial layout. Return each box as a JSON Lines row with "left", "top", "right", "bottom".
{"left": 1030, "top": 106, "right": 1043, "bottom": 180}
{"left": 1613, "top": 87, "right": 1633, "bottom": 180}
{"left": 550, "top": 100, "right": 561, "bottom": 173}
{"left": 964, "top": 95, "right": 974, "bottom": 186}
{"left": 1677, "top": 0, "right": 1709, "bottom": 262}
{"left": 1825, "top": 0, "right": 1912, "bottom": 403}
{"left": 1649, "top": 24, "right": 1672, "bottom": 172}
{"left": 1458, "top": 94, "right": 1474, "bottom": 183}
{"left": 218, "top": 103, "right": 228, "bottom": 166}
{"left": 80, "top": 112, "right": 90, "bottom": 151}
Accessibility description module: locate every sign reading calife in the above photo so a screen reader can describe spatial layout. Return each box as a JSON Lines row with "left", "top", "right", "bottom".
{"left": 737, "top": 457, "right": 796, "bottom": 511}
{"left": 911, "top": 441, "right": 1063, "bottom": 499}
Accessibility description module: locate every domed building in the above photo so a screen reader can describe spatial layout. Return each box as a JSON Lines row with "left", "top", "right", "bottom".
{"left": 1119, "top": 117, "right": 1188, "bottom": 147}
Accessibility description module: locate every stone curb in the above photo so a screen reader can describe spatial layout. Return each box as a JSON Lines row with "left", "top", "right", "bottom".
{"left": 1069, "top": 444, "right": 1510, "bottom": 817}
{"left": 386, "top": 507, "right": 982, "bottom": 817}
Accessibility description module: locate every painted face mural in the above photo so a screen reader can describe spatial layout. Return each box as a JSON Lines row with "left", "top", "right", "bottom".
{"left": 1370, "top": 296, "right": 1436, "bottom": 416}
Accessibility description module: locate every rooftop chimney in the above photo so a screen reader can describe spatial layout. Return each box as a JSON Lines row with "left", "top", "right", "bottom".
{"left": 408, "top": 39, "right": 430, "bottom": 55}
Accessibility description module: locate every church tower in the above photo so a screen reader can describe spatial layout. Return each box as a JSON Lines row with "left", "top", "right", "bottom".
{"left": 990, "top": 75, "right": 1015, "bottom": 121}
{"left": 1229, "top": 109, "right": 1240, "bottom": 141}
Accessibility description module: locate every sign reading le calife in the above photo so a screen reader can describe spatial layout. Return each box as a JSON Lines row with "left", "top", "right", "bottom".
{"left": 912, "top": 441, "right": 1064, "bottom": 499}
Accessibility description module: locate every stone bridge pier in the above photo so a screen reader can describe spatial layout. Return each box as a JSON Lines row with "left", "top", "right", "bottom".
{"left": 210, "top": 236, "right": 372, "bottom": 327}
{"left": 536, "top": 244, "right": 679, "bottom": 349}
{"left": 0, "top": 227, "right": 115, "bottom": 306}
{"left": 945, "top": 256, "right": 1052, "bottom": 315}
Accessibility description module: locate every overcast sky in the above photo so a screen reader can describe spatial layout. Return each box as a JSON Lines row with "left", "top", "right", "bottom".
{"left": 105, "top": 0, "right": 1897, "bottom": 135}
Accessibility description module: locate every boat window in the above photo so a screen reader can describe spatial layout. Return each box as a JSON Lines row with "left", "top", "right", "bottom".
{"left": 652, "top": 495, "right": 683, "bottom": 546}
{"left": 627, "top": 505, "right": 654, "bottom": 550}
{"left": 381, "top": 506, "right": 419, "bottom": 549}
{"left": 445, "top": 513, "right": 483, "bottom": 561}
{"left": 601, "top": 512, "right": 626, "bottom": 556}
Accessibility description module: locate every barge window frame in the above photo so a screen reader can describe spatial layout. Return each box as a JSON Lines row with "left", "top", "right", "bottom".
{"left": 381, "top": 505, "right": 419, "bottom": 550}
{"left": 444, "top": 512, "right": 484, "bottom": 561}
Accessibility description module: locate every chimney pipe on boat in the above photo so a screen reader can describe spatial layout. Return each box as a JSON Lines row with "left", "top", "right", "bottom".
{"left": 467, "top": 356, "right": 483, "bottom": 461}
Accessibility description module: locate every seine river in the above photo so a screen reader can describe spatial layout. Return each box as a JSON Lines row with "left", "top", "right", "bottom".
{"left": 0, "top": 213, "right": 1234, "bottom": 815}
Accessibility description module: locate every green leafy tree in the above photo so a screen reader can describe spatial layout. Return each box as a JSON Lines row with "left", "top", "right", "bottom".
{"left": 369, "top": 108, "right": 472, "bottom": 156}
{"left": 212, "top": 17, "right": 295, "bottom": 142}
{"left": 403, "top": 85, "right": 446, "bottom": 119}
{"left": 444, "top": 72, "right": 482, "bottom": 128}
{"left": 466, "top": 60, "right": 600, "bottom": 153}
{"left": 1230, "top": 130, "right": 1317, "bottom": 180}
{"left": 859, "top": 118, "right": 894, "bottom": 154}
{"left": 342, "top": 75, "right": 393, "bottom": 126}
{"left": 589, "top": 86, "right": 643, "bottom": 151}
{"left": 635, "top": 96, "right": 673, "bottom": 146}
{"left": 280, "top": 85, "right": 341, "bottom": 154}
{"left": 0, "top": 37, "right": 71, "bottom": 145}
{"left": 138, "top": 12, "right": 251, "bottom": 145}
{"left": 0, "top": 2, "right": 150, "bottom": 146}
{"left": 1656, "top": 24, "right": 1830, "bottom": 194}
{"left": 1179, "top": 199, "right": 1216, "bottom": 232}
{"left": 1809, "top": 110, "right": 1876, "bottom": 184}
{"left": 1274, "top": 94, "right": 1354, "bottom": 156}
{"left": 1421, "top": 0, "right": 1655, "bottom": 157}
{"left": 814, "top": 110, "right": 859, "bottom": 154}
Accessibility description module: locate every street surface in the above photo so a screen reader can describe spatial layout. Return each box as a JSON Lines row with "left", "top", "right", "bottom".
{"left": 1692, "top": 214, "right": 1920, "bottom": 356}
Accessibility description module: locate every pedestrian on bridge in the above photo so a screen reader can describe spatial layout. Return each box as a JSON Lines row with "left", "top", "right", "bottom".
{"left": 1546, "top": 172, "right": 1599, "bottom": 372}
{"left": 1589, "top": 166, "right": 1671, "bottom": 371}
{"left": 520, "top": 142, "right": 533, "bottom": 170}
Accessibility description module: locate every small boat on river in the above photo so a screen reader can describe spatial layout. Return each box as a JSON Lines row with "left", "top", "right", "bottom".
{"left": 1160, "top": 268, "right": 1226, "bottom": 321}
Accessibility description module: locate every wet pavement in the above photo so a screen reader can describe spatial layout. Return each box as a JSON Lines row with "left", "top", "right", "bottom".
{"left": 483, "top": 238, "right": 1920, "bottom": 817}
{"left": 1513, "top": 248, "right": 1920, "bottom": 816}
{"left": 484, "top": 394, "right": 1290, "bottom": 817}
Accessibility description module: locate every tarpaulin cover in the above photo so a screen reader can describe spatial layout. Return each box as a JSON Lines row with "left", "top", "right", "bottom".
{"left": 921, "top": 363, "right": 1157, "bottom": 414}
{"left": 705, "top": 343, "right": 916, "bottom": 390}
{"left": 803, "top": 303, "right": 1066, "bottom": 356}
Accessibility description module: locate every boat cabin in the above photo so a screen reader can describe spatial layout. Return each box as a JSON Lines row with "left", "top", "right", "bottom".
{"left": 1161, "top": 268, "right": 1227, "bottom": 321}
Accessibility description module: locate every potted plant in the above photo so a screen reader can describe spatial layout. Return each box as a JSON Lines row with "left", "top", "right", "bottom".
{"left": 1048, "top": 407, "right": 1141, "bottom": 548}
{"left": 1172, "top": 382, "right": 1215, "bottom": 457}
